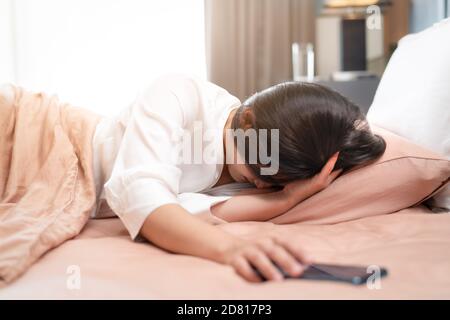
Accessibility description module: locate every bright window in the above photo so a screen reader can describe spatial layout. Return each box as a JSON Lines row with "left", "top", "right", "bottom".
{"left": 0, "top": 0, "right": 206, "bottom": 115}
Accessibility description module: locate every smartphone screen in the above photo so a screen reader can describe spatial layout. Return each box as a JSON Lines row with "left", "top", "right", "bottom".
{"left": 253, "top": 262, "right": 388, "bottom": 285}
{"left": 300, "top": 263, "right": 388, "bottom": 285}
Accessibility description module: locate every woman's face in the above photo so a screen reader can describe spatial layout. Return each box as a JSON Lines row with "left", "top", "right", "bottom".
{"left": 223, "top": 108, "right": 272, "bottom": 189}
{"left": 226, "top": 146, "right": 273, "bottom": 189}
{"left": 227, "top": 163, "right": 272, "bottom": 189}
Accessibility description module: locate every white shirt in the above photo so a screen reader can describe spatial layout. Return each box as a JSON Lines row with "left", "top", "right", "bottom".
{"left": 91, "top": 74, "right": 241, "bottom": 239}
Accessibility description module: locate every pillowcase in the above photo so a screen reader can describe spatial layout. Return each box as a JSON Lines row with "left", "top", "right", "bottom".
{"left": 367, "top": 18, "right": 450, "bottom": 209}
{"left": 267, "top": 125, "right": 450, "bottom": 225}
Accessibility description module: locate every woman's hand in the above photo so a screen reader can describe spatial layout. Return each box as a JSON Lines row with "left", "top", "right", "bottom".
{"left": 219, "top": 236, "right": 311, "bottom": 282}
{"left": 283, "top": 152, "right": 342, "bottom": 204}
{"left": 211, "top": 152, "right": 343, "bottom": 223}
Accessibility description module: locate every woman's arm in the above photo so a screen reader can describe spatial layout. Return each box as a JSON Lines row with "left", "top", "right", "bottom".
{"left": 211, "top": 153, "right": 342, "bottom": 222}
{"left": 139, "top": 154, "right": 340, "bottom": 282}
{"left": 140, "top": 203, "right": 310, "bottom": 282}
{"left": 141, "top": 203, "right": 238, "bottom": 261}
{"left": 211, "top": 189, "right": 295, "bottom": 222}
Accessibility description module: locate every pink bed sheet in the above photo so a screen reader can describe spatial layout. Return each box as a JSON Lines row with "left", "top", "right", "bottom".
{"left": 1, "top": 205, "right": 449, "bottom": 299}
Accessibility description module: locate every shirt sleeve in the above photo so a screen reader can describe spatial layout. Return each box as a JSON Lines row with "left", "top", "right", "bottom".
{"left": 177, "top": 192, "right": 231, "bottom": 215}
{"left": 103, "top": 75, "right": 198, "bottom": 240}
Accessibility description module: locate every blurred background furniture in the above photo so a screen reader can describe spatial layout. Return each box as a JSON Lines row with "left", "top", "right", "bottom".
{"left": 315, "top": 1, "right": 392, "bottom": 78}
{"left": 206, "top": 0, "right": 449, "bottom": 112}
{"left": 316, "top": 76, "right": 380, "bottom": 114}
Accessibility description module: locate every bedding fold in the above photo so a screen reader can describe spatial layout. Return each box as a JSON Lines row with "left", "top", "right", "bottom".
{"left": 0, "top": 84, "right": 101, "bottom": 286}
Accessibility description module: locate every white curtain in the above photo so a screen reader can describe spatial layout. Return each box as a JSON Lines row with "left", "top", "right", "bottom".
{"left": 0, "top": 0, "right": 206, "bottom": 115}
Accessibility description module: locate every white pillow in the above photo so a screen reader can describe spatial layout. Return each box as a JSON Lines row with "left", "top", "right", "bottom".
{"left": 367, "top": 18, "right": 450, "bottom": 210}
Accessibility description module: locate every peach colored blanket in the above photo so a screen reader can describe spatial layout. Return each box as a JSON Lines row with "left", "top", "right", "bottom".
{"left": 1, "top": 205, "right": 449, "bottom": 299}
{"left": 0, "top": 85, "right": 100, "bottom": 286}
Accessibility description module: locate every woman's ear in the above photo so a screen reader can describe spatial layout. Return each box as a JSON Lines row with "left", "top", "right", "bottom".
{"left": 239, "top": 108, "right": 254, "bottom": 130}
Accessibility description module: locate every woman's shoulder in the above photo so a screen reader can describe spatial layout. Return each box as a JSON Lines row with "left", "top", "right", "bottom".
{"left": 142, "top": 73, "right": 239, "bottom": 104}
{"left": 137, "top": 73, "right": 240, "bottom": 125}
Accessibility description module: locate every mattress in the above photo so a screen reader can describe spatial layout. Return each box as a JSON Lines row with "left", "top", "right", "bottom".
{"left": 1, "top": 205, "right": 449, "bottom": 299}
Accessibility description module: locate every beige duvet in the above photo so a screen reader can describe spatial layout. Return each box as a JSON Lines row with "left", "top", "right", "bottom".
{"left": 1, "top": 205, "right": 449, "bottom": 299}
{"left": 0, "top": 85, "right": 100, "bottom": 286}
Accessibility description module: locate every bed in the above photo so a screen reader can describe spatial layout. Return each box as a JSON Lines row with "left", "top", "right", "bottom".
{"left": 2, "top": 17, "right": 450, "bottom": 301}
{"left": 1, "top": 204, "right": 449, "bottom": 299}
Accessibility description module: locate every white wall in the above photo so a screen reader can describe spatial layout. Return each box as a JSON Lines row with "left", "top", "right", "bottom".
{"left": 316, "top": 15, "right": 341, "bottom": 77}
{"left": 1, "top": 0, "right": 206, "bottom": 115}
{"left": 410, "top": 0, "right": 447, "bottom": 33}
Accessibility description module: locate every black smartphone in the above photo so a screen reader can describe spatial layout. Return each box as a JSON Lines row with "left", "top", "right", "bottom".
{"left": 254, "top": 263, "right": 388, "bottom": 285}
{"left": 300, "top": 263, "right": 388, "bottom": 285}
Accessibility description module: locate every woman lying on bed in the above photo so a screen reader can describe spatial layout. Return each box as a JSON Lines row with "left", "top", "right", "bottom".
{"left": 92, "top": 74, "right": 386, "bottom": 282}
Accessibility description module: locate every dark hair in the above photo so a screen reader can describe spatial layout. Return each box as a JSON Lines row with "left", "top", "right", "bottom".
{"left": 231, "top": 81, "right": 386, "bottom": 185}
